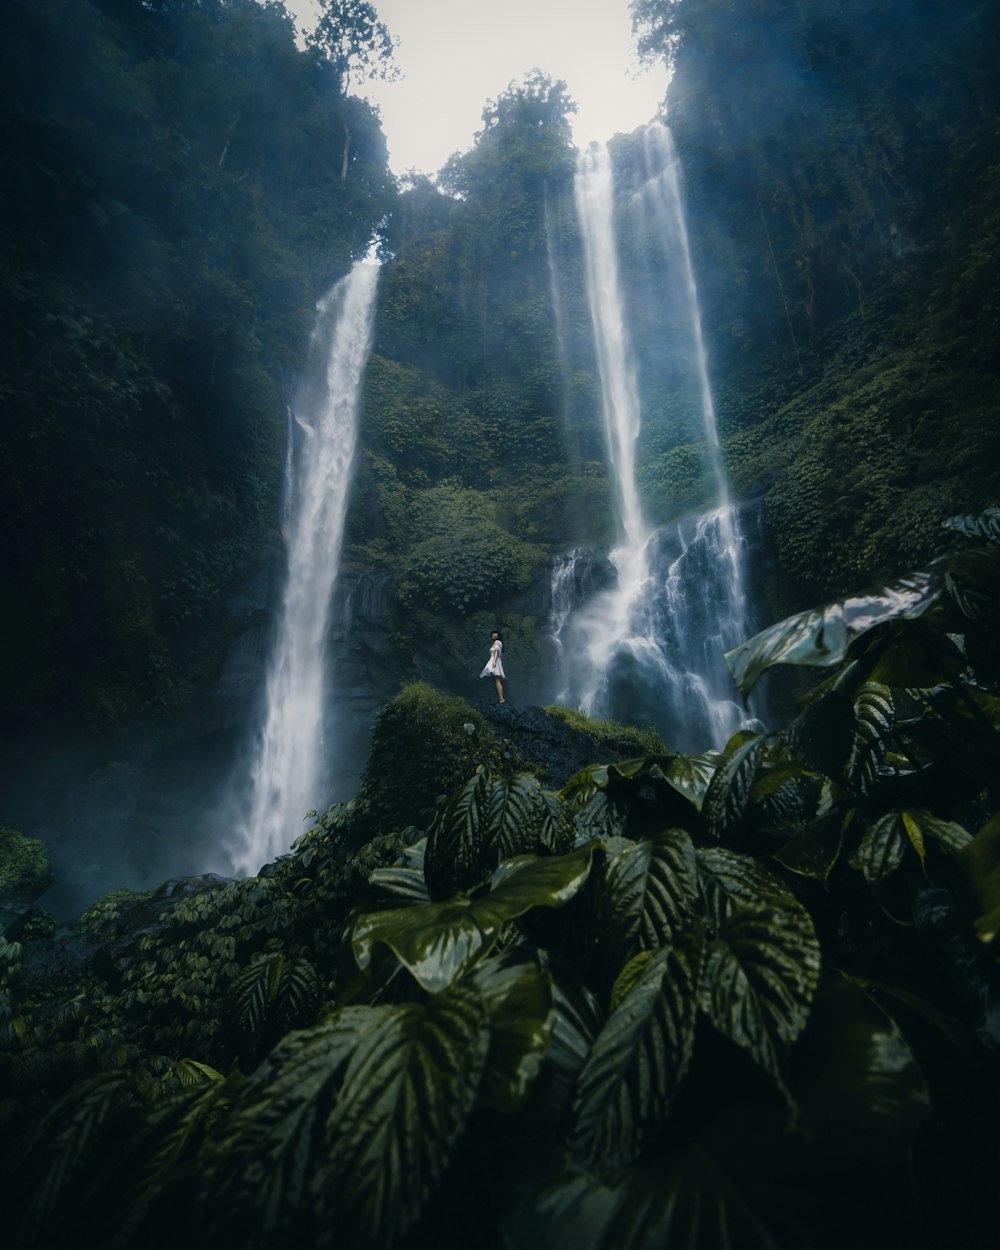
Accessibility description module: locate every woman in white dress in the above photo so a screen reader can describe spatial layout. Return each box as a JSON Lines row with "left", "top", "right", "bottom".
{"left": 480, "top": 629, "right": 506, "bottom": 703}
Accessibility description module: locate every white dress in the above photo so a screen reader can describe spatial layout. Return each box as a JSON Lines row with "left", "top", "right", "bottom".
{"left": 480, "top": 639, "right": 505, "bottom": 679}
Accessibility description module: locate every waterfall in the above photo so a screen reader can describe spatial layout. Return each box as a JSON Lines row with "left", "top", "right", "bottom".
{"left": 552, "top": 130, "right": 755, "bottom": 750}
{"left": 639, "top": 121, "right": 749, "bottom": 633}
{"left": 228, "top": 261, "right": 378, "bottom": 875}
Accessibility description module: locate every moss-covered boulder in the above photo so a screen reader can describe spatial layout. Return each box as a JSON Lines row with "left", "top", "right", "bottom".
{"left": 0, "top": 824, "right": 53, "bottom": 907}
{"left": 357, "top": 683, "right": 494, "bottom": 834}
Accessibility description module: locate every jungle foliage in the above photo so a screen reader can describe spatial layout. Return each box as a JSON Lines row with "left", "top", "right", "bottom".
{"left": 0, "top": 0, "right": 395, "bottom": 732}
{"left": 354, "top": 0, "right": 1000, "bottom": 680}
{"left": 2, "top": 510, "right": 999, "bottom": 1249}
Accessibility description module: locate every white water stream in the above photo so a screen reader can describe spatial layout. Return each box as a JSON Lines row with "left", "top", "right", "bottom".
{"left": 553, "top": 127, "right": 754, "bottom": 750}
{"left": 228, "top": 262, "right": 378, "bottom": 874}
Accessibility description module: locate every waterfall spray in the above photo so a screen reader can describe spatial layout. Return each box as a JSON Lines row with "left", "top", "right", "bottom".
{"left": 228, "top": 262, "right": 378, "bottom": 875}
{"left": 552, "top": 129, "right": 756, "bottom": 750}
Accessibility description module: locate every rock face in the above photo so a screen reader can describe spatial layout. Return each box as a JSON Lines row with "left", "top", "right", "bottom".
{"left": 476, "top": 702, "right": 652, "bottom": 790}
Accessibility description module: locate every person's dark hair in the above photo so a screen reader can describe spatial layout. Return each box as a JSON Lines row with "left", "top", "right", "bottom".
{"left": 491, "top": 629, "right": 503, "bottom": 641}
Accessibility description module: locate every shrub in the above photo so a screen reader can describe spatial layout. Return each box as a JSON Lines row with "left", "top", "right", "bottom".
{"left": 0, "top": 826, "right": 52, "bottom": 907}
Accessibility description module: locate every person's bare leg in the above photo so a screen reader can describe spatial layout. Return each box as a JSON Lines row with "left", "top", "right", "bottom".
{"left": 494, "top": 677, "right": 505, "bottom": 703}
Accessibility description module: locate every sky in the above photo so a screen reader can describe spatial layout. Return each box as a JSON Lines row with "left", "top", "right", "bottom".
{"left": 288, "top": 0, "right": 669, "bottom": 177}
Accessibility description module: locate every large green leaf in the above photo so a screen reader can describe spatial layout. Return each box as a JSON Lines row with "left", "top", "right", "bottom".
{"left": 700, "top": 903, "right": 820, "bottom": 1081}
{"left": 424, "top": 773, "right": 492, "bottom": 899}
{"left": 537, "top": 973, "right": 605, "bottom": 1120}
{"left": 369, "top": 839, "right": 431, "bottom": 904}
{"left": 958, "top": 810, "right": 1000, "bottom": 941}
{"left": 510, "top": 1148, "right": 777, "bottom": 1250}
{"left": 222, "top": 953, "right": 321, "bottom": 1063}
{"left": 572, "top": 790, "right": 628, "bottom": 842}
{"left": 424, "top": 775, "right": 576, "bottom": 902}
{"left": 471, "top": 949, "right": 555, "bottom": 1112}
{"left": 351, "top": 846, "right": 596, "bottom": 993}
{"left": 16, "top": 1070, "right": 144, "bottom": 1246}
{"left": 724, "top": 566, "right": 946, "bottom": 698}
{"left": 793, "top": 976, "right": 930, "bottom": 1141}
{"left": 850, "top": 811, "right": 908, "bottom": 887}
{"left": 702, "top": 734, "right": 767, "bottom": 838}
{"left": 772, "top": 815, "right": 844, "bottom": 886}
{"left": 595, "top": 828, "right": 699, "bottom": 971}
{"left": 115, "top": 1079, "right": 231, "bottom": 1247}
{"left": 844, "top": 684, "right": 894, "bottom": 795}
{"left": 569, "top": 927, "right": 705, "bottom": 1167}
{"left": 941, "top": 545, "right": 1000, "bottom": 623}
{"left": 901, "top": 808, "right": 972, "bottom": 858}
{"left": 201, "top": 1009, "right": 380, "bottom": 1245}
{"left": 488, "top": 773, "right": 553, "bottom": 858}
{"left": 695, "top": 846, "right": 799, "bottom": 929}
{"left": 658, "top": 751, "right": 721, "bottom": 811}
{"left": 942, "top": 507, "right": 1000, "bottom": 544}
{"left": 317, "top": 985, "right": 489, "bottom": 1249}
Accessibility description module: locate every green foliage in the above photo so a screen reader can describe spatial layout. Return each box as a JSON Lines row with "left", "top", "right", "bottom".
{"left": 543, "top": 704, "right": 665, "bottom": 757}
{"left": 80, "top": 888, "right": 155, "bottom": 939}
{"left": 4, "top": 513, "right": 1000, "bottom": 1248}
{"left": 355, "top": 683, "right": 520, "bottom": 837}
{"left": 0, "top": 826, "right": 53, "bottom": 907}
{"left": 0, "top": 0, "right": 395, "bottom": 731}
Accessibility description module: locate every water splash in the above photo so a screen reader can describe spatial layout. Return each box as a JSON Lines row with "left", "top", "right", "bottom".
{"left": 552, "top": 130, "right": 756, "bottom": 750}
{"left": 228, "top": 262, "right": 378, "bottom": 874}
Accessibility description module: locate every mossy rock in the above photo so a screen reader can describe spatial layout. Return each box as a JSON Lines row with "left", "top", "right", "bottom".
{"left": 0, "top": 825, "right": 53, "bottom": 907}
{"left": 542, "top": 705, "right": 666, "bottom": 757}
{"left": 358, "top": 683, "right": 495, "bottom": 834}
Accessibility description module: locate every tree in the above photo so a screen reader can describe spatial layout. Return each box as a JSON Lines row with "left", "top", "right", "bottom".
{"left": 306, "top": 0, "right": 397, "bottom": 177}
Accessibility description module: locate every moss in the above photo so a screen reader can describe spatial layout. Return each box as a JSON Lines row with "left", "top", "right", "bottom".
{"left": 542, "top": 705, "right": 665, "bottom": 757}
{"left": 80, "top": 886, "right": 154, "bottom": 939}
{"left": 357, "top": 683, "right": 495, "bottom": 834}
{"left": 0, "top": 825, "right": 52, "bottom": 907}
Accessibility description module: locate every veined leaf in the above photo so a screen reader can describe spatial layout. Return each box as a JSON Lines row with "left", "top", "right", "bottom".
{"left": 572, "top": 790, "right": 627, "bottom": 842}
{"left": 318, "top": 985, "right": 489, "bottom": 1249}
{"left": 538, "top": 786, "right": 575, "bottom": 853}
{"left": 352, "top": 846, "right": 596, "bottom": 993}
{"left": 658, "top": 751, "right": 720, "bottom": 811}
{"left": 488, "top": 773, "right": 553, "bottom": 858}
{"left": 702, "top": 734, "right": 767, "bottom": 838}
{"left": 471, "top": 949, "right": 555, "bottom": 1112}
{"left": 845, "top": 684, "right": 894, "bottom": 795}
{"left": 942, "top": 507, "right": 1000, "bottom": 544}
{"left": 116, "top": 1079, "right": 231, "bottom": 1246}
{"left": 424, "top": 773, "right": 492, "bottom": 899}
{"left": 561, "top": 763, "right": 609, "bottom": 808}
{"left": 369, "top": 838, "right": 431, "bottom": 904}
{"left": 203, "top": 1008, "right": 386, "bottom": 1242}
{"left": 570, "top": 926, "right": 705, "bottom": 1167}
{"left": 850, "top": 812, "right": 908, "bottom": 885}
{"left": 222, "top": 954, "right": 321, "bottom": 1062}
{"left": 512, "top": 1148, "right": 777, "bottom": 1250}
{"left": 537, "top": 973, "right": 605, "bottom": 1121}
{"left": 17, "top": 1070, "right": 143, "bottom": 1245}
{"left": 701, "top": 904, "right": 820, "bottom": 1081}
{"left": 902, "top": 809, "right": 972, "bottom": 856}
{"left": 725, "top": 565, "right": 946, "bottom": 698}
{"left": 695, "top": 846, "right": 799, "bottom": 930}
{"left": 595, "top": 828, "right": 699, "bottom": 970}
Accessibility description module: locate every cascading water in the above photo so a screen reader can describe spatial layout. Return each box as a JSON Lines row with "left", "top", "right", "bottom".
{"left": 550, "top": 128, "right": 757, "bottom": 750}
{"left": 228, "top": 261, "right": 378, "bottom": 875}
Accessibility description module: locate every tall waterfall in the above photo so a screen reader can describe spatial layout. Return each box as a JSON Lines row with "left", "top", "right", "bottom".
{"left": 552, "top": 129, "right": 754, "bottom": 750}
{"left": 228, "top": 262, "right": 378, "bottom": 875}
